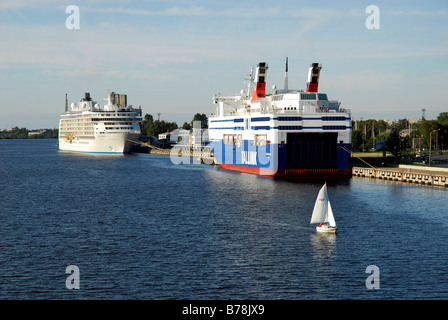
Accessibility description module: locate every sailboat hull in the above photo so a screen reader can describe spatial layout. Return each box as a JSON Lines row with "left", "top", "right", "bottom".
{"left": 316, "top": 225, "right": 338, "bottom": 234}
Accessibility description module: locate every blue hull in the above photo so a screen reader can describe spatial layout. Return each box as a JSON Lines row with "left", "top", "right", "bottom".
{"left": 210, "top": 139, "right": 351, "bottom": 177}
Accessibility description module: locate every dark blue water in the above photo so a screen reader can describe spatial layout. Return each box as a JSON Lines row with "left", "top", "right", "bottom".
{"left": 1, "top": 139, "right": 448, "bottom": 299}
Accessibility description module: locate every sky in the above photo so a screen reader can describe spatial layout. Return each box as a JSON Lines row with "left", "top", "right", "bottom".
{"left": 0, "top": 0, "right": 447, "bottom": 129}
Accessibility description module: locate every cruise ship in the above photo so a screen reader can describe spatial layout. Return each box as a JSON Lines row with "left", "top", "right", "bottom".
{"left": 58, "top": 92, "right": 142, "bottom": 153}
{"left": 208, "top": 59, "right": 352, "bottom": 177}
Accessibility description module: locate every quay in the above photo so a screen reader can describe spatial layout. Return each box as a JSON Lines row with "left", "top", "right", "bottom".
{"left": 352, "top": 165, "right": 448, "bottom": 188}
{"left": 131, "top": 144, "right": 218, "bottom": 165}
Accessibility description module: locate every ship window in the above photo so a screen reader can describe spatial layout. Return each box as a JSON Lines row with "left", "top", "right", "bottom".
{"left": 322, "top": 126, "right": 347, "bottom": 130}
{"left": 256, "top": 134, "right": 267, "bottom": 146}
{"left": 322, "top": 117, "right": 346, "bottom": 121}
{"left": 278, "top": 116, "right": 302, "bottom": 121}
{"left": 322, "top": 116, "right": 346, "bottom": 121}
{"left": 318, "top": 94, "right": 328, "bottom": 100}
{"left": 235, "top": 134, "right": 242, "bottom": 146}
{"left": 301, "top": 93, "right": 316, "bottom": 100}
{"left": 279, "top": 126, "right": 302, "bottom": 130}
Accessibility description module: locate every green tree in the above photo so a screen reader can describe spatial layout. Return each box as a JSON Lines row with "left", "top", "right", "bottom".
{"left": 395, "top": 118, "right": 409, "bottom": 131}
{"left": 386, "top": 128, "right": 402, "bottom": 161}
{"left": 437, "top": 112, "right": 448, "bottom": 125}
{"left": 191, "top": 113, "right": 208, "bottom": 129}
{"left": 418, "top": 120, "right": 438, "bottom": 147}
{"left": 141, "top": 113, "right": 153, "bottom": 136}
{"left": 351, "top": 130, "right": 363, "bottom": 151}
{"left": 182, "top": 122, "right": 191, "bottom": 131}
{"left": 140, "top": 113, "right": 178, "bottom": 137}
{"left": 147, "top": 120, "right": 178, "bottom": 137}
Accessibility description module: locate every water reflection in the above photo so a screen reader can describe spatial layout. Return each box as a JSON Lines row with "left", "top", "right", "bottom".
{"left": 309, "top": 232, "right": 337, "bottom": 259}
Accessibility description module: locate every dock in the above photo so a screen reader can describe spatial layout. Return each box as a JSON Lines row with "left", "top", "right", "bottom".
{"left": 131, "top": 144, "right": 218, "bottom": 165}
{"left": 352, "top": 165, "right": 448, "bottom": 188}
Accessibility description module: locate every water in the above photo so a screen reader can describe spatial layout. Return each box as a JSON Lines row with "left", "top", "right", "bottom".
{"left": 1, "top": 139, "right": 448, "bottom": 300}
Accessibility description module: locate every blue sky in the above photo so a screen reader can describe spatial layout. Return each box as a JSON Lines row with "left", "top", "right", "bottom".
{"left": 0, "top": 0, "right": 447, "bottom": 129}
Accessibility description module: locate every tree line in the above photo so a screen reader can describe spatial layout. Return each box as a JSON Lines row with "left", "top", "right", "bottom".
{"left": 0, "top": 127, "right": 58, "bottom": 139}
{"left": 0, "top": 113, "right": 209, "bottom": 140}
{"left": 352, "top": 112, "right": 448, "bottom": 160}
{"left": 140, "top": 113, "right": 208, "bottom": 137}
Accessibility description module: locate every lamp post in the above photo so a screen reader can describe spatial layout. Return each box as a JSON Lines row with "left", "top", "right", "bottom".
{"left": 436, "top": 128, "right": 440, "bottom": 153}
{"left": 429, "top": 130, "right": 436, "bottom": 166}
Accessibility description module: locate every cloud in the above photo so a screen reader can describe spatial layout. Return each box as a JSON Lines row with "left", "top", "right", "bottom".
{"left": 385, "top": 9, "right": 448, "bottom": 16}
{"left": 81, "top": 5, "right": 284, "bottom": 18}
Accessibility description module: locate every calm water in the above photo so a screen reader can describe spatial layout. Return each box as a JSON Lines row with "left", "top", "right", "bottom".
{"left": 1, "top": 139, "right": 448, "bottom": 300}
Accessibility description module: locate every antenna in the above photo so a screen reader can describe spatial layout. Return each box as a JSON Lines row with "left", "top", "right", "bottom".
{"left": 244, "top": 65, "right": 254, "bottom": 99}
{"left": 422, "top": 108, "right": 426, "bottom": 121}
{"left": 65, "top": 94, "right": 68, "bottom": 112}
{"left": 284, "top": 57, "right": 288, "bottom": 91}
{"left": 157, "top": 113, "right": 161, "bottom": 121}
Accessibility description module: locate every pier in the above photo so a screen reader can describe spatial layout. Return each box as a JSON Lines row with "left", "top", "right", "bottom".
{"left": 131, "top": 143, "right": 218, "bottom": 165}
{"left": 352, "top": 165, "right": 448, "bottom": 188}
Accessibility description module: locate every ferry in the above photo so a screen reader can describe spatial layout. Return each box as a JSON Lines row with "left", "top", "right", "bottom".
{"left": 58, "top": 92, "right": 142, "bottom": 153}
{"left": 208, "top": 59, "right": 352, "bottom": 177}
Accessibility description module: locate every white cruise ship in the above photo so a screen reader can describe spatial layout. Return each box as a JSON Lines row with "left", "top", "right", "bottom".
{"left": 58, "top": 92, "right": 142, "bottom": 153}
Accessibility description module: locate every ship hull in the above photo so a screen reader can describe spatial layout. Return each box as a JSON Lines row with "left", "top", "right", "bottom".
{"left": 219, "top": 164, "right": 351, "bottom": 177}
{"left": 58, "top": 132, "right": 140, "bottom": 154}
{"left": 210, "top": 138, "right": 351, "bottom": 178}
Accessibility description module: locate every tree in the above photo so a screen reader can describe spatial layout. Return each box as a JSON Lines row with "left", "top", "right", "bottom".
{"left": 141, "top": 113, "right": 178, "bottom": 137}
{"left": 437, "top": 112, "right": 448, "bottom": 125}
{"left": 418, "top": 120, "right": 438, "bottom": 147}
{"left": 182, "top": 122, "right": 191, "bottom": 131}
{"left": 395, "top": 118, "right": 409, "bottom": 131}
{"left": 191, "top": 113, "right": 208, "bottom": 129}
{"left": 351, "top": 130, "right": 363, "bottom": 151}
{"left": 386, "top": 128, "right": 402, "bottom": 162}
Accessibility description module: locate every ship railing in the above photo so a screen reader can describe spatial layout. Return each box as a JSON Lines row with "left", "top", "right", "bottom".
{"left": 264, "top": 107, "right": 351, "bottom": 115}
{"left": 210, "top": 107, "right": 351, "bottom": 117}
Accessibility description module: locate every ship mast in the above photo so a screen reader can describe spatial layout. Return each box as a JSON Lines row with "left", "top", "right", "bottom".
{"left": 244, "top": 66, "right": 254, "bottom": 99}
{"left": 284, "top": 57, "right": 288, "bottom": 92}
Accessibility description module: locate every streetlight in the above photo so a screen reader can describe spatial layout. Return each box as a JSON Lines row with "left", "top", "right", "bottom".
{"left": 436, "top": 128, "right": 440, "bottom": 153}
{"left": 429, "top": 130, "right": 436, "bottom": 166}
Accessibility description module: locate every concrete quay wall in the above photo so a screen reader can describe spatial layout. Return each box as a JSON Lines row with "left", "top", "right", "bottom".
{"left": 352, "top": 166, "right": 448, "bottom": 187}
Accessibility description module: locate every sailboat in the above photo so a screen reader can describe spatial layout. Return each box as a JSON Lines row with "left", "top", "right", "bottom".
{"left": 310, "top": 183, "right": 338, "bottom": 234}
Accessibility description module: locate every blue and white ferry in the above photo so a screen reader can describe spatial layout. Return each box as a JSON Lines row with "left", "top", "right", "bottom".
{"left": 208, "top": 59, "right": 352, "bottom": 177}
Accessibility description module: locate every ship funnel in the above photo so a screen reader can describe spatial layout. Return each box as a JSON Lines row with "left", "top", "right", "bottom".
{"left": 306, "top": 63, "right": 322, "bottom": 92}
{"left": 252, "top": 62, "right": 268, "bottom": 100}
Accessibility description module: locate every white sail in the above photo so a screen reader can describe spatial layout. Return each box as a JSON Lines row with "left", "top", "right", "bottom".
{"left": 310, "top": 184, "right": 328, "bottom": 224}
{"left": 327, "top": 201, "right": 336, "bottom": 227}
